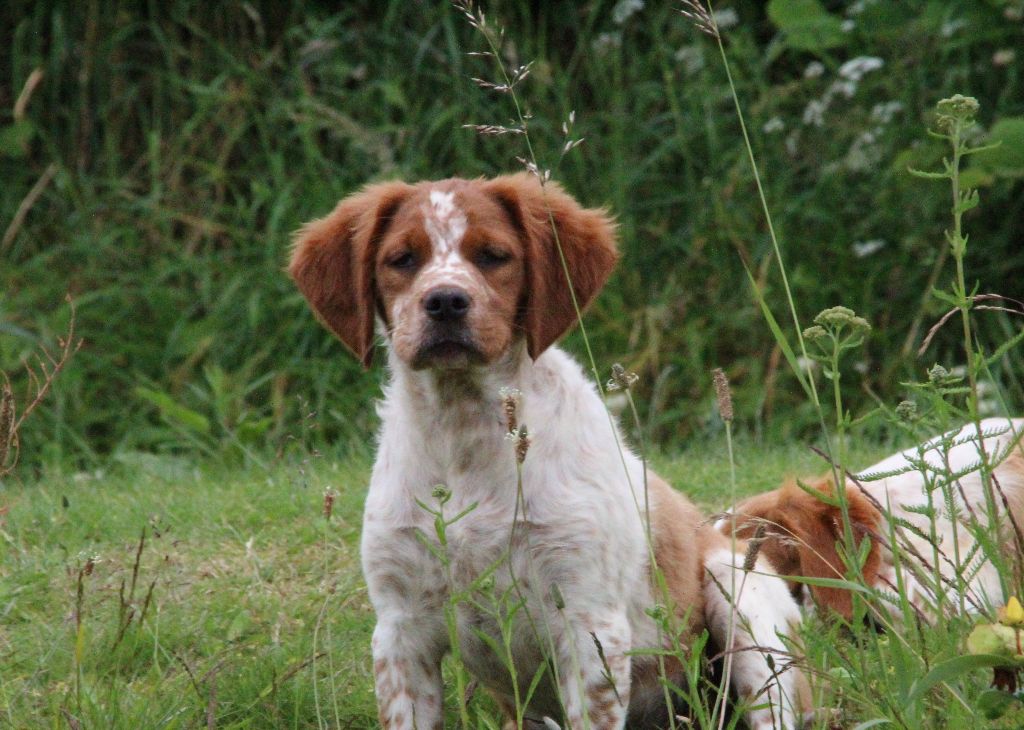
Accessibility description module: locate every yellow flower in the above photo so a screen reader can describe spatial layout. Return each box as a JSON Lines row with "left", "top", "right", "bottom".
{"left": 998, "top": 596, "right": 1024, "bottom": 627}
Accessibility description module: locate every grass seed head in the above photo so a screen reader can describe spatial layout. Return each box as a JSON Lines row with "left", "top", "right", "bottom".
{"left": 607, "top": 363, "right": 639, "bottom": 392}
{"left": 711, "top": 367, "right": 734, "bottom": 422}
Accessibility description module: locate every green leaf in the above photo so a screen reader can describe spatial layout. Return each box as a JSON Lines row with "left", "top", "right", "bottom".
{"left": 767, "top": 0, "right": 845, "bottom": 51}
{"left": 135, "top": 387, "right": 211, "bottom": 435}
{"left": 972, "top": 117, "right": 1024, "bottom": 179}
{"left": 907, "top": 166, "right": 949, "bottom": 180}
{"left": 977, "top": 688, "right": 1018, "bottom": 720}
{"left": 0, "top": 120, "right": 34, "bottom": 158}
{"left": 904, "top": 654, "right": 1010, "bottom": 707}
{"left": 741, "top": 262, "right": 811, "bottom": 398}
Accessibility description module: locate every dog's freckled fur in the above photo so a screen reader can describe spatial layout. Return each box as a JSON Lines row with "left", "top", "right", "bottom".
{"left": 290, "top": 174, "right": 808, "bottom": 729}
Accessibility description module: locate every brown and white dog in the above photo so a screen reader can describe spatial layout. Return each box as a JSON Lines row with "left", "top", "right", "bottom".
{"left": 721, "top": 419, "right": 1024, "bottom": 621}
{"left": 290, "top": 174, "right": 808, "bottom": 729}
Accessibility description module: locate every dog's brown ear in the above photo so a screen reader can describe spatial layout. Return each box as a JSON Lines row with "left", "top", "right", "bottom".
{"left": 729, "top": 490, "right": 804, "bottom": 581}
{"left": 289, "top": 182, "right": 413, "bottom": 367}
{"left": 484, "top": 173, "right": 618, "bottom": 359}
{"left": 792, "top": 482, "right": 883, "bottom": 620}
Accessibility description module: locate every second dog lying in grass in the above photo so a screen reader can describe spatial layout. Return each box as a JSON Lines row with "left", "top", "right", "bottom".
{"left": 720, "top": 418, "right": 1024, "bottom": 622}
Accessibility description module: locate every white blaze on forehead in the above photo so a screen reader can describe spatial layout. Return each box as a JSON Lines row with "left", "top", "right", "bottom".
{"left": 420, "top": 189, "right": 471, "bottom": 282}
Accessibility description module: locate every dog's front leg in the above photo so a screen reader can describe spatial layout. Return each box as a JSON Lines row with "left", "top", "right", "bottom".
{"left": 703, "top": 548, "right": 809, "bottom": 730}
{"left": 555, "top": 610, "right": 632, "bottom": 730}
{"left": 371, "top": 611, "right": 446, "bottom": 730}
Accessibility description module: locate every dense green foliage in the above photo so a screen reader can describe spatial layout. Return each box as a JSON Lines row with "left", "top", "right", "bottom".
{"left": 1, "top": 0, "right": 1022, "bottom": 463}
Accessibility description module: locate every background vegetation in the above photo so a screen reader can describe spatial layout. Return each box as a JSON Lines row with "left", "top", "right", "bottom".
{"left": 2, "top": 0, "right": 1023, "bottom": 467}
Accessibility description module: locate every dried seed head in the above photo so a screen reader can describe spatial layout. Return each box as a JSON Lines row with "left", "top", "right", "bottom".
{"left": 679, "top": 0, "right": 720, "bottom": 38}
{"left": 499, "top": 386, "right": 521, "bottom": 434}
{"left": 515, "top": 425, "right": 531, "bottom": 464}
{"left": 711, "top": 368, "right": 734, "bottom": 422}
{"left": 607, "top": 363, "right": 639, "bottom": 392}
{"left": 0, "top": 377, "right": 13, "bottom": 468}
{"left": 323, "top": 488, "right": 337, "bottom": 521}
{"left": 742, "top": 523, "right": 766, "bottom": 571}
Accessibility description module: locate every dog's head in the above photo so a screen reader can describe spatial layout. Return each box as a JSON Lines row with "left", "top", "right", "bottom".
{"left": 721, "top": 478, "right": 883, "bottom": 620}
{"left": 289, "top": 174, "right": 618, "bottom": 369}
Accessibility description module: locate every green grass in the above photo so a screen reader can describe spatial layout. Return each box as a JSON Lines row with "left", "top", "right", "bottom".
{"left": 0, "top": 438, "right": 891, "bottom": 729}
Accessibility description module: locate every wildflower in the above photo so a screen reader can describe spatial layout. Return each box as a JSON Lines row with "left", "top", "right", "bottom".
{"left": 803, "top": 61, "right": 825, "bottom": 79}
{"left": 612, "top": 0, "right": 644, "bottom": 25}
{"left": 936, "top": 94, "right": 980, "bottom": 132}
{"left": 592, "top": 32, "right": 622, "bottom": 54}
{"left": 762, "top": 117, "right": 785, "bottom": 134}
{"left": 711, "top": 368, "right": 733, "bottom": 422}
{"left": 837, "top": 56, "right": 884, "bottom": 82}
{"left": 674, "top": 45, "right": 705, "bottom": 75}
{"left": 852, "top": 239, "right": 886, "bottom": 258}
{"left": 993, "top": 49, "right": 1016, "bottom": 67}
{"left": 795, "top": 356, "right": 818, "bottom": 372}
{"left": 841, "top": 19, "right": 855, "bottom": 32}
{"left": 871, "top": 101, "right": 904, "bottom": 124}
{"left": 895, "top": 400, "right": 919, "bottom": 422}
{"left": 802, "top": 99, "right": 827, "bottom": 127}
{"left": 802, "top": 325, "right": 827, "bottom": 341}
{"left": 940, "top": 18, "right": 967, "bottom": 38}
{"left": 999, "top": 597, "right": 1024, "bottom": 627}
{"left": 927, "top": 364, "right": 962, "bottom": 387}
{"left": 814, "top": 306, "right": 870, "bottom": 333}
{"left": 713, "top": 7, "right": 739, "bottom": 30}
{"left": 607, "top": 363, "right": 639, "bottom": 392}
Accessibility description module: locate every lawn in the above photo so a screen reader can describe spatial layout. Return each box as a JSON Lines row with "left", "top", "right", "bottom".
{"left": 0, "top": 438, "right": 890, "bottom": 729}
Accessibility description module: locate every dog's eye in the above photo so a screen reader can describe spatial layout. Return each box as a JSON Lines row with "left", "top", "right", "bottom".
{"left": 388, "top": 252, "right": 417, "bottom": 270}
{"left": 476, "top": 248, "right": 511, "bottom": 268}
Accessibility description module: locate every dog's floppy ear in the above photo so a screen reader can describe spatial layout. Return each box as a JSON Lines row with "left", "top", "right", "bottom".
{"left": 289, "top": 182, "right": 413, "bottom": 367}
{"left": 483, "top": 173, "right": 618, "bottom": 359}
{"left": 790, "top": 480, "right": 883, "bottom": 620}
{"left": 729, "top": 490, "right": 804, "bottom": 583}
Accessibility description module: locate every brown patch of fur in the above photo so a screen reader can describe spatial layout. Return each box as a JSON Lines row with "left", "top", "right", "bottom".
{"left": 482, "top": 174, "right": 618, "bottom": 359}
{"left": 289, "top": 181, "right": 413, "bottom": 366}
{"left": 727, "top": 476, "right": 884, "bottom": 620}
{"left": 646, "top": 472, "right": 708, "bottom": 634}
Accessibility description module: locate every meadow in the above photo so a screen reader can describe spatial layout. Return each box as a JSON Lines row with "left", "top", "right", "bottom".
{"left": 2, "top": 0, "right": 1024, "bottom": 728}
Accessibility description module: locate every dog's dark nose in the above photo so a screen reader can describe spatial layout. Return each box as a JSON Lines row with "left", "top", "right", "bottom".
{"left": 423, "top": 288, "right": 471, "bottom": 322}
